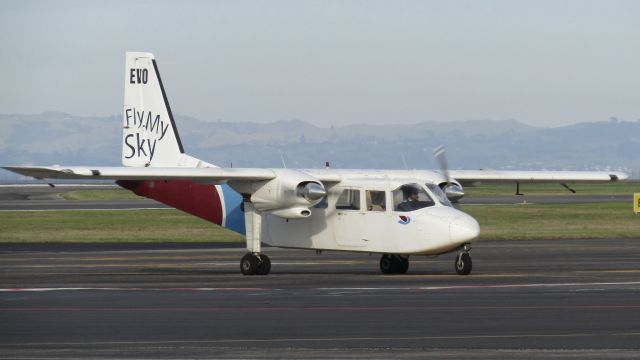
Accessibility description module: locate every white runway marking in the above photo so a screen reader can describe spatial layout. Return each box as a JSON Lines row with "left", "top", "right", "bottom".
{"left": 2, "top": 331, "right": 640, "bottom": 347}
{"left": 0, "top": 287, "right": 269, "bottom": 292}
{"left": 2, "top": 281, "right": 640, "bottom": 293}
{"left": 319, "top": 281, "right": 640, "bottom": 291}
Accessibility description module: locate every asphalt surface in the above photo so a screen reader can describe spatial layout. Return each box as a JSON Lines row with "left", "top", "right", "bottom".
{"left": 1, "top": 239, "right": 640, "bottom": 358}
{"left": 1, "top": 185, "right": 639, "bottom": 358}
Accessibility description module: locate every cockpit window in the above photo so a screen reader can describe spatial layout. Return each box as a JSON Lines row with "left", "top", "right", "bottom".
{"left": 425, "top": 183, "right": 453, "bottom": 207}
{"left": 392, "top": 183, "right": 435, "bottom": 212}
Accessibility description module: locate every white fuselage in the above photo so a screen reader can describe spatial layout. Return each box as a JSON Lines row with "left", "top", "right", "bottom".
{"left": 260, "top": 176, "right": 479, "bottom": 255}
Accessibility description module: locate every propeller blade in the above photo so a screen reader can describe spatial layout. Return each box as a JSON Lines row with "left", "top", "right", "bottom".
{"left": 433, "top": 145, "right": 465, "bottom": 203}
{"left": 433, "top": 145, "right": 450, "bottom": 185}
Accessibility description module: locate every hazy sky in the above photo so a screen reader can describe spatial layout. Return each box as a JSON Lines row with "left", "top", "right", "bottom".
{"left": 1, "top": 0, "right": 638, "bottom": 127}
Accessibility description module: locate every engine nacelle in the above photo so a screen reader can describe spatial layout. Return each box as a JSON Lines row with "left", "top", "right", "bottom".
{"left": 241, "top": 169, "right": 326, "bottom": 218}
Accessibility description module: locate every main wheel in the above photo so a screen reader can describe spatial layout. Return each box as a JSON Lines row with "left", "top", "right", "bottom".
{"left": 455, "top": 252, "right": 472, "bottom": 275}
{"left": 240, "top": 253, "right": 258, "bottom": 275}
{"left": 396, "top": 256, "right": 409, "bottom": 274}
{"left": 380, "top": 254, "right": 394, "bottom": 274}
{"left": 256, "top": 255, "right": 271, "bottom": 275}
{"left": 380, "top": 254, "right": 409, "bottom": 274}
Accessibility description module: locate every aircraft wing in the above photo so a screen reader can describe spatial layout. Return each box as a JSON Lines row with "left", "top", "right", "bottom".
{"left": 2, "top": 166, "right": 343, "bottom": 183}
{"left": 448, "top": 170, "right": 627, "bottom": 185}
{"left": 2, "top": 166, "right": 277, "bottom": 182}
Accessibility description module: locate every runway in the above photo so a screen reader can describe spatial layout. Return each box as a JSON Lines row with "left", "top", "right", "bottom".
{"left": 2, "top": 239, "right": 640, "bottom": 358}
{"left": 1, "top": 185, "right": 638, "bottom": 357}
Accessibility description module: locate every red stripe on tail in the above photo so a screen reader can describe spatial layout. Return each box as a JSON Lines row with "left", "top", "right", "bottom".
{"left": 117, "top": 180, "right": 224, "bottom": 225}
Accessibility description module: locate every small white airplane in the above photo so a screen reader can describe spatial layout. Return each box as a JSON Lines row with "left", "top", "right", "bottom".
{"left": 4, "top": 52, "right": 627, "bottom": 276}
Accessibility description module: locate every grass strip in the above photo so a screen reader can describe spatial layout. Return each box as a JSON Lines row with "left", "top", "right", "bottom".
{"left": 0, "top": 209, "right": 243, "bottom": 243}
{"left": 62, "top": 189, "right": 143, "bottom": 200}
{"left": 1, "top": 203, "right": 638, "bottom": 243}
{"left": 463, "top": 202, "right": 640, "bottom": 240}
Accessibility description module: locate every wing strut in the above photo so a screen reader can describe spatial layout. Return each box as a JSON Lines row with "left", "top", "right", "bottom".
{"left": 560, "top": 183, "right": 577, "bottom": 193}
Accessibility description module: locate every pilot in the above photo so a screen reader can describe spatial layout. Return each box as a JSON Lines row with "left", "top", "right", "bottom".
{"left": 397, "top": 186, "right": 420, "bottom": 212}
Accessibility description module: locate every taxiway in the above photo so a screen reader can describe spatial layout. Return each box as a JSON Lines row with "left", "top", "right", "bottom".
{"left": 1, "top": 185, "right": 638, "bottom": 358}
{"left": 1, "top": 239, "right": 639, "bottom": 358}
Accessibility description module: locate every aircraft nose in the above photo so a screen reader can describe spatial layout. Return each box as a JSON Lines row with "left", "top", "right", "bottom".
{"left": 449, "top": 214, "right": 480, "bottom": 244}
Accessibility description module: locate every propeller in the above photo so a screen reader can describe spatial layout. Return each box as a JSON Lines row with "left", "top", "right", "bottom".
{"left": 433, "top": 145, "right": 450, "bottom": 186}
{"left": 433, "top": 145, "right": 465, "bottom": 202}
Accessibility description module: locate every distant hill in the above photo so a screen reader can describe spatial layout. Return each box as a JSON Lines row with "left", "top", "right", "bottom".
{"left": 0, "top": 112, "right": 636, "bottom": 180}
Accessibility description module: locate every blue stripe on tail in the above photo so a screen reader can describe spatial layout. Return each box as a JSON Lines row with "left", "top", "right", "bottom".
{"left": 222, "top": 184, "right": 245, "bottom": 235}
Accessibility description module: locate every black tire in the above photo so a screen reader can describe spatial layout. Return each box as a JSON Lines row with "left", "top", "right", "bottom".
{"left": 380, "top": 254, "right": 408, "bottom": 274}
{"left": 380, "top": 254, "right": 394, "bottom": 274}
{"left": 240, "top": 253, "right": 258, "bottom": 275}
{"left": 397, "top": 256, "right": 409, "bottom": 274}
{"left": 455, "top": 253, "right": 472, "bottom": 275}
{"left": 256, "top": 255, "right": 271, "bottom": 275}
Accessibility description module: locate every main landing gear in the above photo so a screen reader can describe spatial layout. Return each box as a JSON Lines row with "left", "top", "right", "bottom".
{"left": 240, "top": 253, "right": 271, "bottom": 275}
{"left": 455, "top": 244, "right": 472, "bottom": 275}
{"left": 379, "top": 254, "right": 409, "bottom": 274}
{"left": 241, "top": 201, "right": 271, "bottom": 275}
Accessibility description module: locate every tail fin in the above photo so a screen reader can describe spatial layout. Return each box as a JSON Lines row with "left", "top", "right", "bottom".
{"left": 118, "top": 52, "right": 244, "bottom": 233}
{"left": 123, "top": 52, "right": 191, "bottom": 167}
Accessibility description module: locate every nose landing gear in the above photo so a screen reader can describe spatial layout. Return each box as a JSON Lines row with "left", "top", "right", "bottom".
{"left": 454, "top": 244, "right": 472, "bottom": 275}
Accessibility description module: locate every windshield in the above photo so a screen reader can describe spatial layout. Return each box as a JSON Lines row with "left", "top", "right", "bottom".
{"left": 425, "top": 183, "right": 453, "bottom": 207}
{"left": 392, "top": 183, "right": 435, "bottom": 212}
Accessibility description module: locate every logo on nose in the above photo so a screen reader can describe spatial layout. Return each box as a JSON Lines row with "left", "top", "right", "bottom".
{"left": 398, "top": 215, "right": 411, "bottom": 225}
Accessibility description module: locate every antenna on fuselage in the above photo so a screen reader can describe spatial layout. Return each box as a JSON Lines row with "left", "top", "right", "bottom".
{"left": 400, "top": 153, "right": 409, "bottom": 170}
{"left": 278, "top": 150, "right": 287, "bottom": 168}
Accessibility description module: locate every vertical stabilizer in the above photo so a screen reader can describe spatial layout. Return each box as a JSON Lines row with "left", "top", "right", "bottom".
{"left": 123, "top": 52, "right": 185, "bottom": 167}
{"left": 118, "top": 52, "right": 243, "bottom": 234}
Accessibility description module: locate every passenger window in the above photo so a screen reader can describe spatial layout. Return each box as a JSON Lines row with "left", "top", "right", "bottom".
{"left": 393, "top": 184, "right": 435, "bottom": 212}
{"left": 336, "top": 189, "right": 361, "bottom": 210}
{"left": 366, "top": 190, "right": 386, "bottom": 212}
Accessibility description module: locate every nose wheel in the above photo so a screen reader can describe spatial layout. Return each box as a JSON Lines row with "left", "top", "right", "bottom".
{"left": 454, "top": 252, "right": 472, "bottom": 275}
{"left": 240, "top": 253, "right": 271, "bottom": 275}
